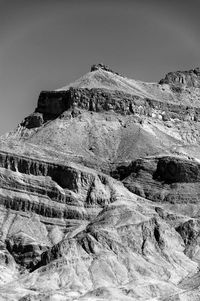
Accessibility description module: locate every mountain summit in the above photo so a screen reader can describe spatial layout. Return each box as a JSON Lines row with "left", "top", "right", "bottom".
{"left": 1, "top": 65, "right": 200, "bottom": 300}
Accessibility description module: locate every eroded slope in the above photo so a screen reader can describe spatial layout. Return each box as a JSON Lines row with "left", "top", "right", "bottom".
{"left": 1, "top": 64, "right": 200, "bottom": 300}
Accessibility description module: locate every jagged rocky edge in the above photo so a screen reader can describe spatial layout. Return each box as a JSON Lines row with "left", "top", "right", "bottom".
{"left": 19, "top": 65, "right": 200, "bottom": 131}
{"left": 21, "top": 87, "right": 200, "bottom": 131}
{"left": 1, "top": 65, "right": 200, "bottom": 299}
{"left": 0, "top": 150, "right": 121, "bottom": 219}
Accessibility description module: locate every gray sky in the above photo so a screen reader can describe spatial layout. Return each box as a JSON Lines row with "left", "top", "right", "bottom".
{"left": 0, "top": 0, "right": 200, "bottom": 134}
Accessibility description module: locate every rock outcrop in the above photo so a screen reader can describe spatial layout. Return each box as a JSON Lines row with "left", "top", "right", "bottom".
{"left": 120, "top": 156, "right": 200, "bottom": 205}
{"left": 90, "top": 63, "right": 121, "bottom": 75}
{"left": 35, "top": 87, "right": 200, "bottom": 123}
{"left": 21, "top": 113, "right": 44, "bottom": 129}
{"left": 159, "top": 67, "right": 200, "bottom": 88}
{"left": 1, "top": 64, "right": 200, "bottom": 300}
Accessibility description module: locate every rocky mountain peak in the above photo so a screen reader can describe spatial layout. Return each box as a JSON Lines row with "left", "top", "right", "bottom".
{"left": 90, "top": 63, "right": 120, "bottom": 75}
{"left": 159, "top": 67, "right": 200, "bottom": 88}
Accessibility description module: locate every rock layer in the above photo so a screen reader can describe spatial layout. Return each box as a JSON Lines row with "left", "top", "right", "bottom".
{"left": 1, "top": 65, "right": 200, "bottom": 300}
{"left": 35, "top": 87, "right": 200, "bottom": 125}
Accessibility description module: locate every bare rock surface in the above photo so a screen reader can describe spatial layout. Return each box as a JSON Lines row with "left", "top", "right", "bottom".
{"left": 1, "top": 65, "right": 200, "bottom": 300}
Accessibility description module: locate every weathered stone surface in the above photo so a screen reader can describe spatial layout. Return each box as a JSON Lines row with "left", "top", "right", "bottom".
{"left": 122, "top": 156, "right": 200, "bottom": 204}
{"left": 155, "top": 157, "right": 200, "bottom": 183}
{"left": 90, "top": 63, "right": 121, "bottom": 75}
{"left": 21, "top": 113, "right": 44, "bottom": 129}
{"left": 159, "top": 67, "right": 200, "bottom": 88}
{"left": 36, "top": 90, "right": 71, "bottom": 118}
{"left": 35, "top": 87, "right": 200, "bottom": 123}
{"left": 2, "top": 65, "right": 200, "bottom": 300}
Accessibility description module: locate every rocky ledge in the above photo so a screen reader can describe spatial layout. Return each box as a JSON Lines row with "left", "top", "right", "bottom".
{"left": 159, "top": 67, "right": 200, "bottom": 88}
{"left": 22, "top": 86, "right": 200, "bottom": 130}
{"left": 90, "top": 63, "right": 121, "bottom": 75}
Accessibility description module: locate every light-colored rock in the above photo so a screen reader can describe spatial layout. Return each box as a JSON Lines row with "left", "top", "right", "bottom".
{"left": 1, "top": 65, "right": 200, "bottom": 300}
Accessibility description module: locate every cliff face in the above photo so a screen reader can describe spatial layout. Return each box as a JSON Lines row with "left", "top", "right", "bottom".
{"left": 36, "top": 87, "right": 200, "bottom": 122}
{"left": 1, "top": 65, "right": 200, "bottom": 300}
{"left": 159, "top": 67, "right": 200, "bottom": 88}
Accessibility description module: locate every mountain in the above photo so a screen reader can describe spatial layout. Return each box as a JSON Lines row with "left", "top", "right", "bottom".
{"left": 1, "top": 63, "right": 200, "bottom": 300}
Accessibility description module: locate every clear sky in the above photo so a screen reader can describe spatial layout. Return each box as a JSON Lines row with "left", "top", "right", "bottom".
{"left": 0, "top": 0, "right": 200, "bottom": 134}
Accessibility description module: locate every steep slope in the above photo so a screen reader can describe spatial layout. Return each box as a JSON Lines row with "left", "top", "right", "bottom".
{"left": 1, "top": 64, "right": 200, "bottom": 300}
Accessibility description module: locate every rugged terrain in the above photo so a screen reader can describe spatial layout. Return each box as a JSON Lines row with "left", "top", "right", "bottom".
{"left": 1, "top": 64, "right": 200, "bottom": 300}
